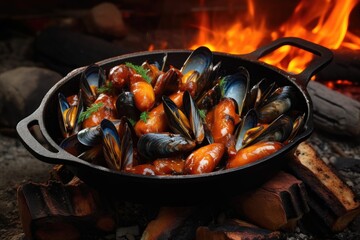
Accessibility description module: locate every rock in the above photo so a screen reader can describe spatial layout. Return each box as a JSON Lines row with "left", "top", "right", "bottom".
{"left": 0, "top": 67, "right": 61, "bottom": 128}
{"left": 83, "top": 2, "right": 127, "bottom": 39}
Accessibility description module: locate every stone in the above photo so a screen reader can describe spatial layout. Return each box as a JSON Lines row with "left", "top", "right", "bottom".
{"left": 83, "top": 2, "right": 127, "bottom": 39}
{"left": 0, "top": 67, "right": 62, "bottom": 128}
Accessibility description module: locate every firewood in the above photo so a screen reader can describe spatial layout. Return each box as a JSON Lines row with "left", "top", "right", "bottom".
{"left": 17, "top": 180, "right": 116, "bottom": 240}
{"left": 316, "top": 49, "right": 360, "bottom": 82}
{"left": 196, "top": 218, "right": 282, "bottom": 240}
{"left": 307, "top": 80, "right": 360, "bottom": 137}
{"left": 288, "top": 141, "right": 360, "bottom": 232}
{"left": 141, "top": 206, "right": 194, "bottom": 240}
{"left": 229, "top": 171, "right": 309, "bottom": 231}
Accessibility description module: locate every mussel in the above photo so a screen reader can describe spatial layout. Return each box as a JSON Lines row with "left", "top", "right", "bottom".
{"left": 58, "top": 91, "right": 83, "bottom": 138}
{"left": 163, "top": 91, "right": 205, "bottom": 144}
{"left": 179, "top": 46, "right": 213, "bottom": 99}
{"left": 220, "top": 66, "right": 250, "bottom": 115}
{"left": 137, "top": 133, "right": 196, "bottom": 161}
{"left": 258, "top": 85, "right": 298, "bottom": 123}
{"left": 101, "top": 118, "right": 135, "bottom": 171}
{"left": 80, "top": 64, "right": 106, "bottom": 106}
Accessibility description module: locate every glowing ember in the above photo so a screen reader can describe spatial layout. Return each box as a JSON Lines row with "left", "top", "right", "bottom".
{"left": 189, "top": 0, "right": 360, "bottom": 74}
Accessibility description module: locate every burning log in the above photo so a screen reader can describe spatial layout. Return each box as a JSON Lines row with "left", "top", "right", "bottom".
{"left": 307, "top": 80, "right": 360, "bottom": 137}
{"left": 287, "top": 141, "right": 360, "bottom": 232}
{"left": 229, "top": 171, "right": 309, "bottom": 231}
{"left": 17, "top": 179, "right": 116, "bottom": 240}
{"left": 196, "top": 219, "right": 282, "bottom": 240}
{"left": 142, "top": 204, "right": 215, "bottom": 240}
{"left": 141, "top": 206, "right": 194, "bottom": 240}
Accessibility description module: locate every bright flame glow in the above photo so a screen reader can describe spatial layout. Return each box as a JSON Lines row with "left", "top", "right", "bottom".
{"left": 189, "top": 0, "right": 360, "bottom": 74}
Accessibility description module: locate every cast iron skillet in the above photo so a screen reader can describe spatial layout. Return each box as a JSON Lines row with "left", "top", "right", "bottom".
{"left": 16, "top": 37, "right": 333, "bottom": 204}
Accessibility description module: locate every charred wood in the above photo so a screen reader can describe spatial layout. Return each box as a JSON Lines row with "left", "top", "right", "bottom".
{"left": 229, "top": 171, "right": 309, "bottom": 231}
{"left": 307, "top": 80, "right": 360, "bottom": 137}
{"left": 141, "top": 206, "right": 194, "bottom": 240}
{"left": 17, "top": 180, "right": 116, "bottom": 240}
{"left": 316, "top": 49, "right": 360, "bottom": 82}
{"left": 287, "top": 142, "right": 360, "bottom": 232}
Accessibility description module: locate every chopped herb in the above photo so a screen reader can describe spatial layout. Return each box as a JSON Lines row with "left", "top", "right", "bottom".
{"left": 78, "top": 102, "right": 104, "bottom": 123}
{"left": 128, "top": 118, "right": 136, "bottom": 126}
{"left": 125, "top": 62, "right": 152, "bottom": 83}
{"left": 140, "top": 111, "right": 150, "bottom": 123}
{"left": 219, "top": 77, "right": 226, "bottom": 97}
{"left": 198, "top": 109, "right": 207, "bottom": 119}
{"left": 97, "top": 82, "right": 113, "bottom": 94}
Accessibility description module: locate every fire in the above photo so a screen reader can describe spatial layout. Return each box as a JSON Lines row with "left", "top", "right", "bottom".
{"left": 189, "top": 0, "right": 360, "bottom": 74}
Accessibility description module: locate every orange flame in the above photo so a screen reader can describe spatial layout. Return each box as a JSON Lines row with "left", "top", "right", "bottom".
{"left": 189, "top": 0, "right": 360, "bottom": 74}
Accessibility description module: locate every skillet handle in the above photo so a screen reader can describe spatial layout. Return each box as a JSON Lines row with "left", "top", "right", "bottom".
{"left": 240, "top": 37, "right": 333, "bottom": 87}
{"left": 16, "top": 107, "right": 79, "bottom": 165}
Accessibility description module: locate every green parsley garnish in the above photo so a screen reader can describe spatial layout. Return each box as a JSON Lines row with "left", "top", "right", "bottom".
{"left": 97, "top": 82, "right": 113, "bottom": 94}
{"left": 198, "top": 109, "right": 206, "bottom": 119}
{"left": 140, "top": 111, "right": 150, "bottom": 123}
{"left": 125, "top": 62, "right": 152, "bottom": 83}
{"left": 78, "top": 102, "right": 104, "bottom": 123}
{"left": 219, "top": 77, "right": 226, "bottom": 97}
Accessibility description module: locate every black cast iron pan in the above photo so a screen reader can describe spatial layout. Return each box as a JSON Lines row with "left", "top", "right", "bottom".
{"left": 16, "top": 37, "right": 333, "bottom": 204}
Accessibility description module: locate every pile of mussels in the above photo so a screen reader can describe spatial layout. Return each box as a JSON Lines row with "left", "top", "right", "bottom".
{"left": 59, "top": 46, "right": 305, "bottom": 175}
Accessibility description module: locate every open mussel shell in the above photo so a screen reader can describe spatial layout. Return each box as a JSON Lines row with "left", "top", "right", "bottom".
{"left": 242, "top": 114, "right": 293, "bottom": 148}
{"left": 77, "top": 119, "right": 122, "bottom": 147}
{"left": 248, "top": 78, "right": 276, "bottom": 110}
{"left": 100, "top": 118, "right": 135, "bottom": 171}
{"left": 58, "top": 92, "right": 71, "bottom": 136}
{"left": 183, "top": 91, "right": 205, "bottom": 144}
{"left": 101, "top": 119, "right": 122, "bottom": 170}
{"left": 180, "top": 46, "right": 213, "bottom": 78}
{"left": 162, "top": 95, "right": 193, "bottom": 140}
{"left": 258, "top": 85, "right": 298, "bottom": 123}
{"left": 180, "top": 46, "right": 213, "bottom": 98}
{"left": 137, "top": 133, "right": 196, "bottom": 161}
{"left": 234, "top": 108, "right": 258, "bottom": 151}
{"left": 286, "top": 112, "right": 306, "bottom": 144}
{"left": 77, "top": 125, "right": 101, "bottom": 147}
{"left": 58, "top": 92, "right": 83, "bottom": 138}
{"left": 117, "top": 117, "right": 135, "bottom": 169}
{"left": 220, "top": 66, "right": 250, "bottom": 115}
{"left": 80, "top": 64, "right": 106, "bottom": 106}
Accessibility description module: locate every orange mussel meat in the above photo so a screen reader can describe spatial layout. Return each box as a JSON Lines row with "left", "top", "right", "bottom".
{"left": 82, "top": 93, "right": 117, "bottom": 129}
{"left": 184, "top": 143, "right": 225, "bottom": 174}
{"left": 226, "top": 141, "right": 283, "bottom": 169}
{"left": 206, "top": 98, "right": 240, "bottom": 146}
{"left": 134, "top": 91, "right": 184, "bottom": 136}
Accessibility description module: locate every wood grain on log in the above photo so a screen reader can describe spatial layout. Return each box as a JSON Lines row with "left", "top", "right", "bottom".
{"left": 229, "top": 171, "right": 309, "bottom": 231}
{"left": 307, "top": 80, "right": 360, "bottom": 137}
{"left": 17, "top": 180, "right": 116, "bottom": 240}
{"left": 288, "top": 142, "right": 360, "bottom": 232}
